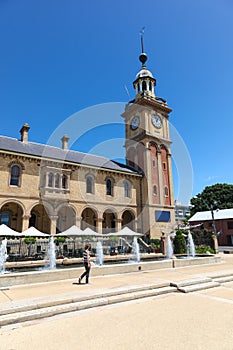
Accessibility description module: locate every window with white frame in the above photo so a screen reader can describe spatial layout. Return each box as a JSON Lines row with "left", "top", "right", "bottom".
{"left": 10, "top": 165, "right": 21, "bottom": 186}
{"left": 86, "top": 175, "right": 94, "bottom": 194}
{"left": 106, "top": 178, "right": 113, "bottom": 196}
{"left": 124, "top": 180, "right": 131, "bottom": 198}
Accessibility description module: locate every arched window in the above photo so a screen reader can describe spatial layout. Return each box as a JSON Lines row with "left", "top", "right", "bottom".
{"left": 137, "top": 83, "right": 140, "bottom": 92}
{"left": 124, "top": 181, "right": 131, "bottom": 198}
{"left": 48, "top": 172, "right": 53, "bottom": 187}
{"left": 86, "top": 176, "right": 94, "bottom": 194}
{"left": 29, "top": 213, "right": 37, "bottom": 227}
{"left": 142, "top": 80, "right": 147, "bottom": 91}
{"left": 0, "top": 211, "right": 10, "bottom": 226}
{"left": 149, "top": 81, "right": 152, "bottom": 91}
{"left": 10, "top": 165, "right": 20, "bottom": 186}
{"left": 153, "top": 185, "right": 157, "bottom": 196}
{"left": 164, "top": 186, "right": 169, "bottom": 197}
{"left": 62, "top": 174, "right": 67, "bottom": 189}
{"left": 106, "top": 178, "right": 113, "bottom": 196}
{"left": 55, "top": 173, "right": 60, "bottom": 188}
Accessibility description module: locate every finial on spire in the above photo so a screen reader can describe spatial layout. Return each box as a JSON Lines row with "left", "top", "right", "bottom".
{"left": 140, "top": 27, "right": 145, "bottom": 53}
{"left": 139, "top": 27, "right": 147, "bottom": 67}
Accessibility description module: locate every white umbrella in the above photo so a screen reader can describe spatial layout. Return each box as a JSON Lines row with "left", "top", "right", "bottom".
{"left": 0, "top": 224, "right": 23, "bottom": 237}
{"left": 56, "top": 225, "right": 84, "bottom": 237}
{"left": 106, "top": 227, "right": 143, "bottom": 237}
{"left": 21, "top": 226, "right": 50, "bottom": 238}
{"left": 83, "top": 227, "right": 104, "bottom": 238}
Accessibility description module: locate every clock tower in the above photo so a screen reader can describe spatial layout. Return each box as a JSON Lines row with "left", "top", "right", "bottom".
{"left": 122, "top": 37, "right": 175, "bottom": 239}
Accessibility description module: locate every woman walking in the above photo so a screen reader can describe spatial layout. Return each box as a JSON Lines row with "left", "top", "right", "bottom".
{"left": 78, "top": 244, "right": 91, "bottom": 284}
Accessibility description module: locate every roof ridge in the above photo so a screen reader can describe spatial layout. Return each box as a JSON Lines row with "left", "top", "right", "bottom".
{"left": 0, "top": 135, "right": 114, "bottom": 162}
{"left": 0, "top": 134, "right": 140, "bottom": 174}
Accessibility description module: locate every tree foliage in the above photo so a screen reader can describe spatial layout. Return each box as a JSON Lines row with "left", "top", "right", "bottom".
{"left": 190, "top": 183, "right": 233, "bottom": 215}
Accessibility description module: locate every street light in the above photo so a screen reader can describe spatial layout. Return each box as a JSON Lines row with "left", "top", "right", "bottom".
{"left": 210, "top": 207, "right": 217, "bottom": 236}
{"left": 209, "top": 203, "right": 219, "bottom": 253}
{"left": 193, "top": 197, "right": 219, "bottom": 253}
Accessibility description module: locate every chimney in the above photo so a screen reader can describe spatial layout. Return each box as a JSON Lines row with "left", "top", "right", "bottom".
{"left": 61, "top": 134, "right": 69, "bottom": 150}
{"left": 20, "top": 123, "right": 30, "bottom": 142}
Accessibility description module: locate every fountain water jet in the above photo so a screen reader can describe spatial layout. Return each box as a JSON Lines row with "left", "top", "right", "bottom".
{"left": 45, "top": 236, "right": 56, "bottom": 270}
{"left": 0, "top": 238, "right": 8, "bottom": 274}
{"left": 132, "top": 237, "right": 140, "bottom": 262}
{"left": 96, "top": 241, "right": 103, "bottom": 265}
{"left": 187, "top": 231, "right": 196, "bottom": 257}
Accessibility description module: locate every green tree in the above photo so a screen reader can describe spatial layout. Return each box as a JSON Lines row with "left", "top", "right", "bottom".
{"left": 190, "top": 183, "right": 233, "bottom": 215}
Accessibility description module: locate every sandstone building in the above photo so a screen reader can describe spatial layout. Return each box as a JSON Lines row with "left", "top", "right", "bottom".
{"left": 0, "top": 46, "right": 175, "bottom": 239}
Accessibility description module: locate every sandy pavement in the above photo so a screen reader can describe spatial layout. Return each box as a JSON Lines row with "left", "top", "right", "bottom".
{"left": 0, "top": 254, "right": 233, "bottom": 350}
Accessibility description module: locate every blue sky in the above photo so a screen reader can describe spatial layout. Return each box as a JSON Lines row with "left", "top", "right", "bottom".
{"left": 0, "top": 0, "right": 233, "bottom": 203}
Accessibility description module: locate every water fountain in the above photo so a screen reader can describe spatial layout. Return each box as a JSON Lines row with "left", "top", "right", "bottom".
{"left": 166, "top": 232, "right": 176, "bottom": 259}
{"left": 187, "top": 231, "right": 196, "bottom": 257}
{"left": 96, "top": 241, "right": 103, "bottom": 265}
{"left": 45, "top": 236, "right": 56, "bottom": 270}
{"left": 0, "top": 238, "right": 8, "bottom": 274}
{"left": 132, "top": 237, "right": 140, "bottom": 262}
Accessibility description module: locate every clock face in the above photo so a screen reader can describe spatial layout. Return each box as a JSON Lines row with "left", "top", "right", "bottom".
{"left": 151, "top": 114, "right": 162, "bottom": 129}
{"left": 130, "top": 116, "right": 140, "bottom": 130}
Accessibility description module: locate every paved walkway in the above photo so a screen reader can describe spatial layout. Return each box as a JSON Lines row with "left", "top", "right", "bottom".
{"left": 0, "top": 254, "right": 233, "bottom": 349}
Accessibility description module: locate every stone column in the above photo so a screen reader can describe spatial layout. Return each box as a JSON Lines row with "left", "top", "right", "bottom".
{"left": 75, "top": 216, "right": 82, "bottom": 229}
{"left": 115, "top": 218, "right": 122, "bottom": 232}
{"left": 96, "top": 218, "right": 103, "bottom": 234}
{"left": 50, "top": 215, "right": 58, "bottom": 235}
{"left": 134, "top": 219, "right": 139, "bottom": 233}
{"left": 22, "top": 215, "right": 30, "bottom": 232}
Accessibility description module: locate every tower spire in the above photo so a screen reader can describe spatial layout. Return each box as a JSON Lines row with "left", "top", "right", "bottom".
{"left": 133, "top": 28, "right": 156, "bottom": 98}
{"left": 140, "top": 27, "right": 145, "bottom": 53}
{"left": 139, "top": 27, "right": 147, "bottom": 68}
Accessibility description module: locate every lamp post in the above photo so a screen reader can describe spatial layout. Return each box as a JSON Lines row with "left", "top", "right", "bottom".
{"left": 210, "top": 204, "right": 219, "bottom": 253}
{"left": 194, "top": 198, "right": 219, "bottom": 254}
{"left": 210, "top": 207, "right": 217, "bottom": 236}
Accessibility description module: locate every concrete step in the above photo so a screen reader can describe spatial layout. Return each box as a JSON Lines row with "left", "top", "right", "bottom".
{"left": 170, "top": 277, "right": 212, "bottom": 289}
{"left": 212, "top": 276, "right": 233, "bottom": 284}
{"left": 0, "top": 284, "right": 176, "bottom": 327}
{"left": 207, "top": 271, "right": 233, "bottom": 279}
{"left": 177, "top": 281, "right": 220, "bottom": 293}
{"left": 0, "top": 282, "right": 169, "bottom": 317}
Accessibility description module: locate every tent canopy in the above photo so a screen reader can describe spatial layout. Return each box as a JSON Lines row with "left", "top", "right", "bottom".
{"left": 83, "top": 227, "right": 104, "bottom": 237}
{"left": 105, "top": 227, "right": 143, "bottom": 237}
{"left": 21, "top": 226, "right": 50, "bottom": 238}
{"left": 56, "top": 225, "right": 104, "bottom": 238}
{"left": 0, "top": 224, "right": 23, "bottom": 237}
{"left": 56, "top": 225, "right": 84, "bottom": 237}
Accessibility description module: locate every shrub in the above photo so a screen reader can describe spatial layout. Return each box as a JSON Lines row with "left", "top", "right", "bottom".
{"left": 195, "top": 245, "right": 215, "bottom": 254}
{"left": 24, "top": 237, "right": 36, "bottom": 245}
{"left": 54, "top": 237, "right": 66, "bottom": 246}
{"left": 192, "top": 229, "right": 215, "bottom": 249}
{"left": 54, "top": 237, "right": 66, "bottom": 244}
{"left": 150, "top": 238, "right": 160, "bottom": 248}
{"left": 173, "top": 230, "right": 186, "bottom": 254}
{"left": 150, "top": 238, "right": 161, "bottom": 252}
